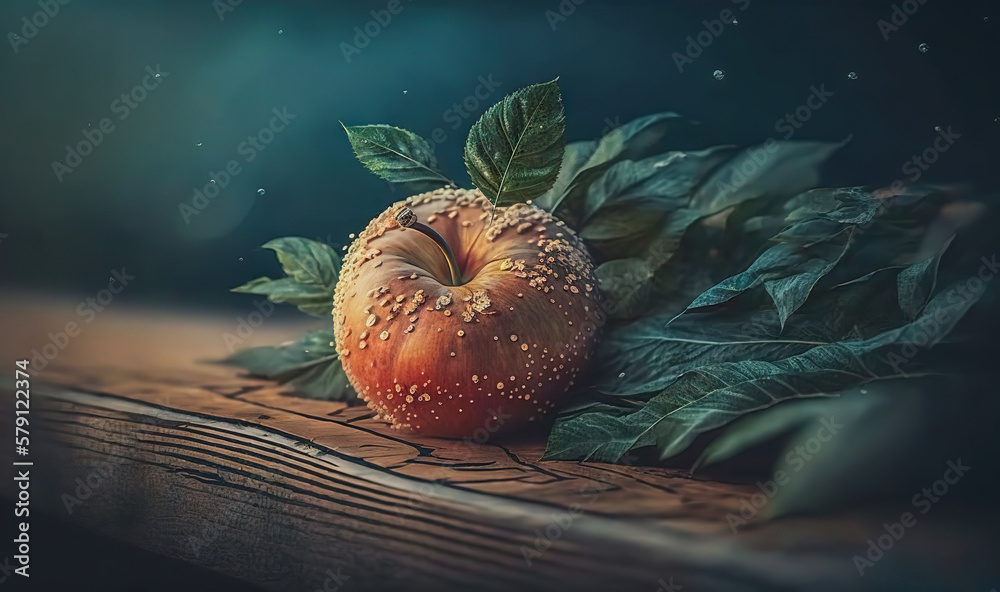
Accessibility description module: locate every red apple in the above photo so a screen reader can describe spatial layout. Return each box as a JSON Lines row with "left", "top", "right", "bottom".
{"left": 332, "top": 187, "right": 605, "bottom": 437}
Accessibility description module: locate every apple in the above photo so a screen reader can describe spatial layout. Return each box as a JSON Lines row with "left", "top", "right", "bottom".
{"left": 332, "top": 187, "right": 605, "bottom": 437}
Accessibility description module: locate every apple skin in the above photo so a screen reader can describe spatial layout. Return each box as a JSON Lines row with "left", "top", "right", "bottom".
{"left": 332, "top": 187, "right": 604, "bottom": 438}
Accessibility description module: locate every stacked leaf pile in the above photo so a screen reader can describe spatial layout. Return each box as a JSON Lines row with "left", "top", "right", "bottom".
{"left": 228, "top": 80, "right": 987, "bottom": 466}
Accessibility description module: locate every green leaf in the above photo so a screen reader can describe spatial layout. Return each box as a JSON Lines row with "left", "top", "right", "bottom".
{"left": 543, "top": 281, "right": 982, "bottom": 463}
{"left": 682, "top": 231, "right": 854, "bottom": 328}
{"left": 694, "top": 397, "right": 848, "bottom": 470}
{"left": 897, "top": 236, "right": 953, "bottom": 320}
{"left": 593, "top": 307, "right": 828, "bottom": 397}
{"left": 689, "top": 139, "right": 849, "bottom": 215}
{"left": 342, "top": 123, "right": 454, "bottom": 189}
{"left": 465, "top": 79, "right": 566, "bottom": 214}
{"left": 545, "top": 112, "right": 688, "bottom": 222}
{"left": 531, "top": 141, "right": 598, "bottom": 212}
{"left": 220, "top": 329, "right": 355, "bottom": 401}
{"left": 232, "top": 237, "right": 341, "bottom": 318}
{"left": 588, "top": 208, "right": 703, "bottom": 320}
{"left": 581, "top": 147, "right": 732, "bottom": 224}
{"left": 578, "top": 113, "right": 686, "bottom": 172}
{"left": 464, "top": 79, "right": 566, "bottom": 215}
{"left": 594, "top": 258, "right": 655, "bottom": 320}
{"left": 678, "top": 189, "right": 889, "bottom": 328}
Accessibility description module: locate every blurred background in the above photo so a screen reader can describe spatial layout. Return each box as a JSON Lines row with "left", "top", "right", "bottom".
{"left": 1, "top": 0, "right": 997, "bottom": 311}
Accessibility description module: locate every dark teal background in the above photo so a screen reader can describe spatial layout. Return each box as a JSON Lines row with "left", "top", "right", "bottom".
{"left": 1, "top": 0, "right": 997, "bottom": 309}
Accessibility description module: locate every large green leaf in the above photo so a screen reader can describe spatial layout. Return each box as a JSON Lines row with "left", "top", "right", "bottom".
{"left": 580, "top": 142, "right": 852, "bottom": 321}
{"left": 342, "top": 123, "right": 454, "bottom": 190}
{"left": 463, "top": 79, "right": 566, "bottom": 214}
{"left": 232, "top": 237, "right": 341, "bottom": 318}
{"left": 678, "top": 188, "right": 889, "bottom": 328}
{"left": 593, "top": 301, "right": 861, "bottom": 397}
{"left": 580, "top": 147, "right": 732, "bottom": 224}
{"left": 897, "top": 236, "right": 953, "bottom": 320}
{"left": 543, "top": 281, "right": 982, "bottom": 463}
{"left": 693, "top": 396, "right": 872, "bottom": 470}
{"left": 531, "top": 140, "right": 599, "bottom": 212}
{"left": 545, "top": 112, "right": 687, "bottom": 223}
{"left": 221, "top": 329, "right": 355, "bottom": 401}
{"left": 689, "top": 139, "right": 849, "bottom": 215}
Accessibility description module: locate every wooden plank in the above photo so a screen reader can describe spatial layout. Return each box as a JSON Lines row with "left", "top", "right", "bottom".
{"left": 1, "top": 294, "right": 994, "bottom": 591}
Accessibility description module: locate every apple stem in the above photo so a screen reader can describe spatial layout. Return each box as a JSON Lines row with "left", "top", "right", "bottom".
{"left": 396, "top": 208, "right": 463, "bottom": 286}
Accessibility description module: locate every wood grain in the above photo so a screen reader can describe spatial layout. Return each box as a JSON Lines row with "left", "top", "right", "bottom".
{"left": 1, "top": 293, "right": 994, "bottom": 591}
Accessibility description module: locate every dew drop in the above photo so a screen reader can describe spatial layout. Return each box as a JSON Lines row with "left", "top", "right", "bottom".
{"left": 934, "top": 125, "right": 942, "bottom": 132}
{"left": 918, "top": 42, "right": 929, "bottom": 53}
{"left": 731, "top": 18, "right": 738, "bottom": 25}
{"left": 860, "top": 388, "right": 869, "bottom": 395}
{"left": 257, "top": 188, "right": 266, "bottom": 196}
{"left": 713, "top": 69, "right": 726, "bottom": 81}
{"left": 196, "top": 142, "right": 203, "bottom": 147}
{"left": 618, "top": 372, "right": 625, "bottom": 379}
{"left": 509, "top": 334, "right": 518, "bottom": 342}
{"left": 847, "top": 71, "right": 858, "bottom": 80}
{"left": 278, "top": 29, "right": 284, "bottom": 34}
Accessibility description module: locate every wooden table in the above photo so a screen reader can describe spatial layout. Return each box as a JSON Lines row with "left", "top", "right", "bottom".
{"left": 1, "top": 293, "right": 994, "bottom": 591}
